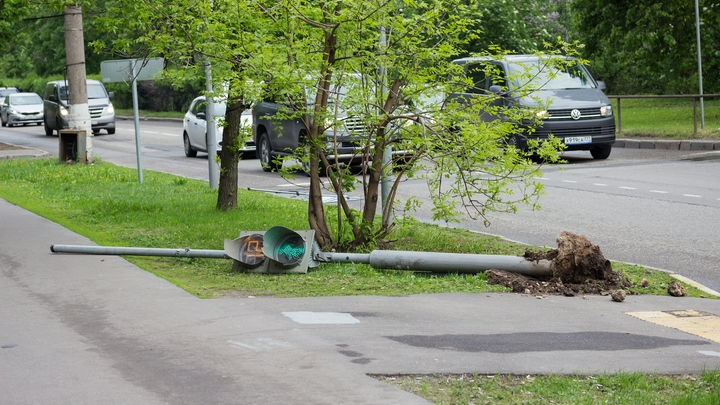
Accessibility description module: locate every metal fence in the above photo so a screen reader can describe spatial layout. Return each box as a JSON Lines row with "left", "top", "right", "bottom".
{"left": 607, "top": 94, "right": 720, "bottom": 135}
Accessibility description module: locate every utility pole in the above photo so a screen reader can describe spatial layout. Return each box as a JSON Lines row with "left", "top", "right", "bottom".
{"left": 64, "top": 5, "right": 93, "bottom": 161}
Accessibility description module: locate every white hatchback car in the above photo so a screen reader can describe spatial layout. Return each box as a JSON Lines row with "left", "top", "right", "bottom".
{"left": 1, "top": 92, "right": 44, "bottom": 127}
{"left": 183, "top": 96, "right": 255, "bottom": 158}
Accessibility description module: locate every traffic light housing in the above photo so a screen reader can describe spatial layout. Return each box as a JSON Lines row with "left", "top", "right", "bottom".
{"left": 224, "top": 226, "right": 318, "bottom": 273}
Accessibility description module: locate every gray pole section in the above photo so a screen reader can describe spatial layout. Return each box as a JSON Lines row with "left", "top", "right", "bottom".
{"left": 63, "top": 5, "right": 93, "bottom": 162}
{"left": 51, "top": 244, "right": 227, "bottom": 259}
{"left": 379, "top": 26, "right": 394, "bottom": 225}
{"left": 695, "top": 0, "right": 705, "bottom": 129}
{"left": 205, "top": 60, "right": 219, "bottom": 189}
{"left": 327, "top": 250, "right": 553, "bottom": 277}
{"left": 131, "top": 59, "right": 144, "bottom": 183}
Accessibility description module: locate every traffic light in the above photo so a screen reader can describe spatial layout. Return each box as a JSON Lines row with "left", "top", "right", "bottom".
{"left": 224, "top": 226, "right": 319, "bottom": 273}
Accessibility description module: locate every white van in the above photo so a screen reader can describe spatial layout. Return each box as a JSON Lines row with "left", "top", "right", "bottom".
{"left": 42, "top": 79, "right": 116, "bottom": 136}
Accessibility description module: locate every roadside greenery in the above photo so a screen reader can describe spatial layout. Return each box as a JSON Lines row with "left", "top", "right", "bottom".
{"left": 0, "top": 157, "right": 712, "bottom": 300}
{"left": 376, "top": 371, "right": 720, "bottom": 405}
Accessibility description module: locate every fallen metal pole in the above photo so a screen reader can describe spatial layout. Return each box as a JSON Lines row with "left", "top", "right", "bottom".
{"left": 50, "top": 244, "right": 551, "bottom": 276}
{"left": 326, "top": 250, "right": 552, "bottom": 277}
{"left": 50, "top": 244, "right": 228, "bottom": 259}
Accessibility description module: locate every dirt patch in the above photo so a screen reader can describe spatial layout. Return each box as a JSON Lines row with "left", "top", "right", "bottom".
{"left": 487, "top": 232, "right": 629, "bottom": 296}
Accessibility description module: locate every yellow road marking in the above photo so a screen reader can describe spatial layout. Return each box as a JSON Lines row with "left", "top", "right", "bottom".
{"left": 627, "top": 310, "right": 720, "bottom": 344}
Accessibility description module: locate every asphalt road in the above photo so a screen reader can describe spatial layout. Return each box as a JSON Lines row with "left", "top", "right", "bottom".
{"left": 2, "top": 119, "right": 719, "bottom": 292}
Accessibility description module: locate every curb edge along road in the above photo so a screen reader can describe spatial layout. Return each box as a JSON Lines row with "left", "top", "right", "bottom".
{"left": 614, "top": 138, "right": 720, "bottom": 151}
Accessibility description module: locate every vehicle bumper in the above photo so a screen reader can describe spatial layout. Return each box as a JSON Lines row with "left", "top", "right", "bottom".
{"left": 8, "top": 112, "right": 43, "bottom": 125}
{"left": 521, "top": 117, "right": 616, "bottom": 150}
{"left": 60, "top": 114, "right": 115, "bottom": 131}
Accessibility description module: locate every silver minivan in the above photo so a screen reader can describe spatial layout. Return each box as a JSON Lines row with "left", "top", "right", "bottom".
{"left": 42, "top": 79, "right": 116, "bottom": 136}
{"left": 451, "top": 55, "right": 616, "bottom": 159}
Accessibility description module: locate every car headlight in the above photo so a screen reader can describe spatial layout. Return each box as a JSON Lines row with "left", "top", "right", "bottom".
{"left": 536, "top": 110, "right": 548, "bottom": 119}
{"left": 107, "top": 103, "right": 115, "bottom": 114}
{"left": 600, "top": 105, "right": 613, "bottom": 116}
{"left": 9, "top": 108, "right": 18, "bottom": 115}
{"left": 60, "top": 106, "right": 69, "bottom": 117}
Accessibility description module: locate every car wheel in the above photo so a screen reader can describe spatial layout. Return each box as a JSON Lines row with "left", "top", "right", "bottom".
{"left": 184, "top": 133, "right": 197, "bottom": 157}
{"left": 590, "top": 145, "right": 612, "bottom": 160}
{"left": 107, "top": 128, "right": 115, "bottom": 135}
{"left": 44, "top": 118, "right": 54, "bottom": 136}
{"left": 0, "top": 115, "right": 6, "bottom": 127}
{"left": 260, "top": 132, "right": 281, "bottom": 172}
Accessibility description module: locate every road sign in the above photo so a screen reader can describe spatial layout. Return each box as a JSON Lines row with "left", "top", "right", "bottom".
{"left": 100, "top": 58, "right": 164, "bottom": 83}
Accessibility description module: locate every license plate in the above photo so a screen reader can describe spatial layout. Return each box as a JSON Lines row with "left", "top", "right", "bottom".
{"left": 564, "top": 136, "right": 591, "bottom": 145}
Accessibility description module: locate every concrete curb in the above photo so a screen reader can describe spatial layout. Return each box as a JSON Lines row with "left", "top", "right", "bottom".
{"left": 615, "top": 138, "right": 720, "bottom": 151}
{"left": 116, "top": 115, "right": 183, "bottom": 123}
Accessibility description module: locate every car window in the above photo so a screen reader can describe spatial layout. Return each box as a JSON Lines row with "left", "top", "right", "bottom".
{"left": 11, "top": 95, "right": 42, "bottom": 105}
{"left": 87, "top": 84, "right": 108, "bottom": 99}
{"left": 0, "top": 89, "right": 18, "bottom": 97}
{"left": 508, "top": 60, "right": 595, "bottom": 90}
{"left": 192, "top": 100, "right": 206, "bottom": 116}
{"left": 466, "top": 63, "right": 488, "bottom": 94}
{"left": 57, "top": 83, "right": 108, "bottom": 100}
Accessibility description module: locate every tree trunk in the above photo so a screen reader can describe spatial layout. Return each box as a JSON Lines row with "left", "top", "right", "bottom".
{"left": 216, "top": 97, "right": 245, "bottom": 211}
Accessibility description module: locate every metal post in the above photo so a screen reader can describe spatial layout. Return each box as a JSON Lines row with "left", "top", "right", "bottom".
{"left": 695, "top": 0, "right": 705, "bottom": 129}
{"left": 379, "top": 25, "right": 394, "bottom": 225}
{"left": 616, "top": 97, "right": 621, "bottom": 134}
{"left": 131, "top": 60, "right": 144, "bottom": 183}
{"left": 205, "top": 59, "right": 219, "bottom": 189}
{"left": 693, "top": 97, "right": 697, "bottom": 136}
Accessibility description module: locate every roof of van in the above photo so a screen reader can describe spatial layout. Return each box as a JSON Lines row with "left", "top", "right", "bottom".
{"left": 453, "top": 55, "right": 576, "bottom": 65}
{"left": 46, "top": 79, "right": 104, "bottom": 86}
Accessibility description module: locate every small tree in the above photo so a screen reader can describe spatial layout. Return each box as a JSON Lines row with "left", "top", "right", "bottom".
{"left": 94, "top": 0, "right": 268, "bottom": 210}
{"left": 261, "top": 0, "right": 564, "bottom": 250}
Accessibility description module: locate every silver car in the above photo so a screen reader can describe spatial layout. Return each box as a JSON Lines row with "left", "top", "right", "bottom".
{"left": 0, "top": 87, "right": 19, "bottom": 110}
{"left": 183, "top": 96, "right": 255, "bottom": 158}
{"left": 1, "top": 92, "right": 44, "bottom": 127}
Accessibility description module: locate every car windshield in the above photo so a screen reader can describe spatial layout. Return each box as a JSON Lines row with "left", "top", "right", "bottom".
{"left": 0, "top": 89, "right": 18, "bottom": 97}
{"left": 11, "top": 95, "right": 42, "bottom": 105}
{"left": 508, "top": 60, "right": 595, "bottom": 91}
{"left": 58, "top": 83, "right": 107, "bottom": 100}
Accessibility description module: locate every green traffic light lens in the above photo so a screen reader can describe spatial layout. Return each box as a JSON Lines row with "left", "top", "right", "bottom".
{"left": 274, "top": 234, "right": 306, "bottom": 265}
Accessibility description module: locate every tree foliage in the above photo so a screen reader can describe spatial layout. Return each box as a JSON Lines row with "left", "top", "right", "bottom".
{"left": 256, "top": 0, "right": 564, "bottom": 250}
{"left": 572, "top": 0, "right": 720, "bottom": 94}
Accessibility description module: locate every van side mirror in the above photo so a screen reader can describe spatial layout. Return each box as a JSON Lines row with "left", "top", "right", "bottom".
{"left": 488, "top": 85, "right": 503, "bottom": 95}
{"left": 597, "top": 81, "right": 607, "bottom": 92}
{"left": 49, "top": 95, "right": 58, "bottom": 102}
{"left": 108, "top": 91, "right": 115, "bottom": 99}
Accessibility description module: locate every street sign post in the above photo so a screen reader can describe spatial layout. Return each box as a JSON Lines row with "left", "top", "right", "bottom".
{"left": 100, "top": 58, "right": 164, "bottom": 184}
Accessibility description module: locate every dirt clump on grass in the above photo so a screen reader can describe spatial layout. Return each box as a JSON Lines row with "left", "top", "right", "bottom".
{"left": 486, "top": 232, "right": 629, "bottom": 297}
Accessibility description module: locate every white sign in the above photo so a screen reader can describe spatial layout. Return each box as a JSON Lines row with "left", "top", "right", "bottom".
{"left": 100, "top": 58, "right": 164, "bottom": 83}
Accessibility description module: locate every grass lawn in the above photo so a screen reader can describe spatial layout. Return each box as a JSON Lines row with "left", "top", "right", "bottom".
{"left": 0, "top": 157, "right": 717, "bottom": 404}
{"left": 611, "top": 97, "right": 720, "bottom": 140}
